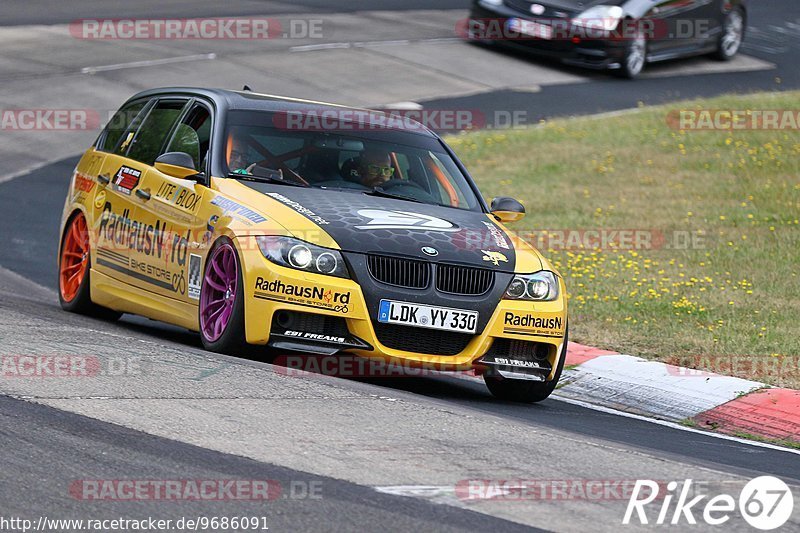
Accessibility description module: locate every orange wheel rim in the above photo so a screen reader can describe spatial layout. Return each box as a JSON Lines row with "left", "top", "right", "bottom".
{"left": 59, "top": 214, "right": 90, "bottom": 302}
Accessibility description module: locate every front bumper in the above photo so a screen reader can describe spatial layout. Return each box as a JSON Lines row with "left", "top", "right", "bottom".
{"left": 467, "top": 3, "right": 629, "bottom": 70}
{"left": 237, "top": 236, "right": 568, "bottom": 380}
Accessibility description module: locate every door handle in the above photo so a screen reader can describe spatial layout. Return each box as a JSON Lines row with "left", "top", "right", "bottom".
{"left": 135, "top": 189, "right": 151, "bottom": 201}
{"left": 97, "top": 174, "right": 110, "bottom": 185}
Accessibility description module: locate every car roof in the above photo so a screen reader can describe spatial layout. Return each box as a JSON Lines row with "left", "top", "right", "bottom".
{"left": 125, "top": 87, "right": 437, "bottom": 137}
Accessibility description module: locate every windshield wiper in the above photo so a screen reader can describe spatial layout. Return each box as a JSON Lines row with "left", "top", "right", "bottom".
{"left": 227, "top": 166, "right": 309, "bottom": 187}
{"left": 363, "top": 187, "right": 424, "bottom": 204}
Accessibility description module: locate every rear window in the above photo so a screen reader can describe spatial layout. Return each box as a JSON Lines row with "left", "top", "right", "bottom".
{"left": 97, "top": 101, "right": 146, "bottom": 153}
{"left": 126, "top": 100, "right": 187, "bottom": 166}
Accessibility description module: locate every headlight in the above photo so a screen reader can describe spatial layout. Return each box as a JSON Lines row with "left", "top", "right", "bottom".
{"left": 571, "top": 5, "right": 624, "bottom": 32}
{"left": 503, "top": 271, "right": 559, "bottom": 301}
{"left": 256, "top": 236, "right": 349, "bottom": 279}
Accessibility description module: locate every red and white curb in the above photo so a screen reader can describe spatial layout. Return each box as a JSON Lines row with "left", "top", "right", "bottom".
{"left": 560, "top": 343, "right": 800, "bottom": 443}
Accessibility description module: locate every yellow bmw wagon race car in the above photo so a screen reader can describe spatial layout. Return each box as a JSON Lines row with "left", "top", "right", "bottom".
{"left": 58, "top": 87, "right": 568, "bottom": 402}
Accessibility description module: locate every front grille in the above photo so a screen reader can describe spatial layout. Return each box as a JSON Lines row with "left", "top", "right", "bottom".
{"left": 368, "top": 254, "right": 495, "bottom": 296}
{"left": 504, "top": 0, "right": 573, "bottom": 18}
{"left": 367, "top": 255, "right": 431, "bottom": 289}
{"left": 436, "top": 264, "right": 494, "bottom": 295}
{"left": 373, "top": 323, "right": 474, "bottom": 356}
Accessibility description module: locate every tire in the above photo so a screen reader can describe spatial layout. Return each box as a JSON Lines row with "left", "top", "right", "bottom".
{"left": 713, "top": 7, "right": 745, "bottom": 61}
{"left": 615, "top": 26, "right": 647, "bottom": 79}
{"left": 484, "top": 327, "right": 569, "bottom": 403}
{"left": 199, "top": 237, "right": 247, "bottom": 354}
{"left": 58, "top": 212, "right": 122, "bottom": 321}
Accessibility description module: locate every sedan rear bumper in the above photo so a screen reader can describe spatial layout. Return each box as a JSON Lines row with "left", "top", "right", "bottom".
{"left": 467, "top": 4, "right": 630, "bottom": 70}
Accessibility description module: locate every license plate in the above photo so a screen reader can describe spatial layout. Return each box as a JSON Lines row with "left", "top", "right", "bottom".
{"left": 507, "top": 18, "right": 553, "bottom": 40}
{"left": 378, "top": 300, "right": 478, "bottom": 334}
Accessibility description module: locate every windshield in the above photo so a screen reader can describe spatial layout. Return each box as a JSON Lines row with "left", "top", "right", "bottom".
{"left": 223, "top": 110, "right": 481, "bottom": 210}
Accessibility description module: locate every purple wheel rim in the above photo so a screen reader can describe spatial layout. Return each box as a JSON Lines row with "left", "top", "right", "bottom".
{"left": 200, "top": 243, "right": 239, "bottom": 343}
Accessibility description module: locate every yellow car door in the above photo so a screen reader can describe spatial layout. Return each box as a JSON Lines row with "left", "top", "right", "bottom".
{"left": 94, "top": 98, "right": 190, "bottom": 297}
{"left": 93, "top": 153, "right": 149, "bottom": 286}
{"left": 128, "top": 100, "right": 213, "bottom": 303}
{"left": 133, "top": 169, "right": 208, "bottom": 302}
{"left": 91, "top": 99, "right": 152, "bottom": 286}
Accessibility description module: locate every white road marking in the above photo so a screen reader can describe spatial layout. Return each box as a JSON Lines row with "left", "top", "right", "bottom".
{"left": 290, "top": 37, "right": 461, "bottom": 53}
{"left": 553, "top": 395, "right": 800, "bottom": 456}
{"left": 557, "top": 353, "right": 765, "bottom": 421}
{"left": 374, "top": 485, "right": 465, "bottom": 507}
{"left": 382, "top": 101, "right": 424, "bottom": 110}
{"left": 0, "top": 158, "right": 71, "bottom": 186}
{"left": 425, "top": 368, "right": 797, "bottom": 454}
{"left": 80, "top": 53, "right": 217, "bottom": 75}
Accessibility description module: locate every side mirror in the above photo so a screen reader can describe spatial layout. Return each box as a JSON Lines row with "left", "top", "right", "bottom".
{"left": 490, "top": 197, "right": 526, "bottom": 223}
{"left": 155, "top": 152, "right": 199, "bottom": 180}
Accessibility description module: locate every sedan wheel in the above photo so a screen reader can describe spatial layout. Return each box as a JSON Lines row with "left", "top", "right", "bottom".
{"left": 715, "top": 9, "right": 744, "bottom": 60}
{"left": 617, "top": 31, "right": 646, "bottom": 79}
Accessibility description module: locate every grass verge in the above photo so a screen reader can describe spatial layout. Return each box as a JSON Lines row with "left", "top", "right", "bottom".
{"left": 446, "top": 91, "right": 800, "bottom": 389}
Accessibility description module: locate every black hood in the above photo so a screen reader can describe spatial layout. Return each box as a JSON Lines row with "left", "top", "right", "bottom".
{"left": 248, "top": 184, "right": 519, "bottom": 273}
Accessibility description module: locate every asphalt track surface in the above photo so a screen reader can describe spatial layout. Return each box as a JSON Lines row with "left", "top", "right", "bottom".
{"left": 1, "top": 154, "right": 799, "bottom": 533}
{"left": 0, "top": 0, "right": 471, "bottom": 26}
{"left": 420, "top": 0, "right": 800, "bottom": 122}
{"left": 2, "top": 0, "right": 797, "bottom": 124}
{"left": 0, "top": 396, "right": 537, "bottom": 533}
{"left": 1, "top": 1, "right": 800, "bottom": 531}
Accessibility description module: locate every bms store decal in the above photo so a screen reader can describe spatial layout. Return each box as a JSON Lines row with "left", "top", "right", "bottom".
{"left": 97, "top": 202, "right": 192, "bottom": 295}
{"left": 504, "top": 313, "right": 564, "bottom": 337}
{"left": 254, "top": 277, "right": 351, "bottom": 314}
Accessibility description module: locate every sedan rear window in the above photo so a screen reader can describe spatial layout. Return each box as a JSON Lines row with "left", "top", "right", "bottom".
{"left": 126, "top": 100, "right": 187, "bottom": 166}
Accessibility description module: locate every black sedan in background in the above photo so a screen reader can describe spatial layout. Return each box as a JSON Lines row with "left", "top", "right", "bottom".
{"left": 466, "top": 0, "right": 747, "bottom": 78}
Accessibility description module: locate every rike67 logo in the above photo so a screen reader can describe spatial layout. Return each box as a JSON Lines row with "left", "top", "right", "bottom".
{"left": 624, "top": 476, "right": 794, "bottom": 530}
